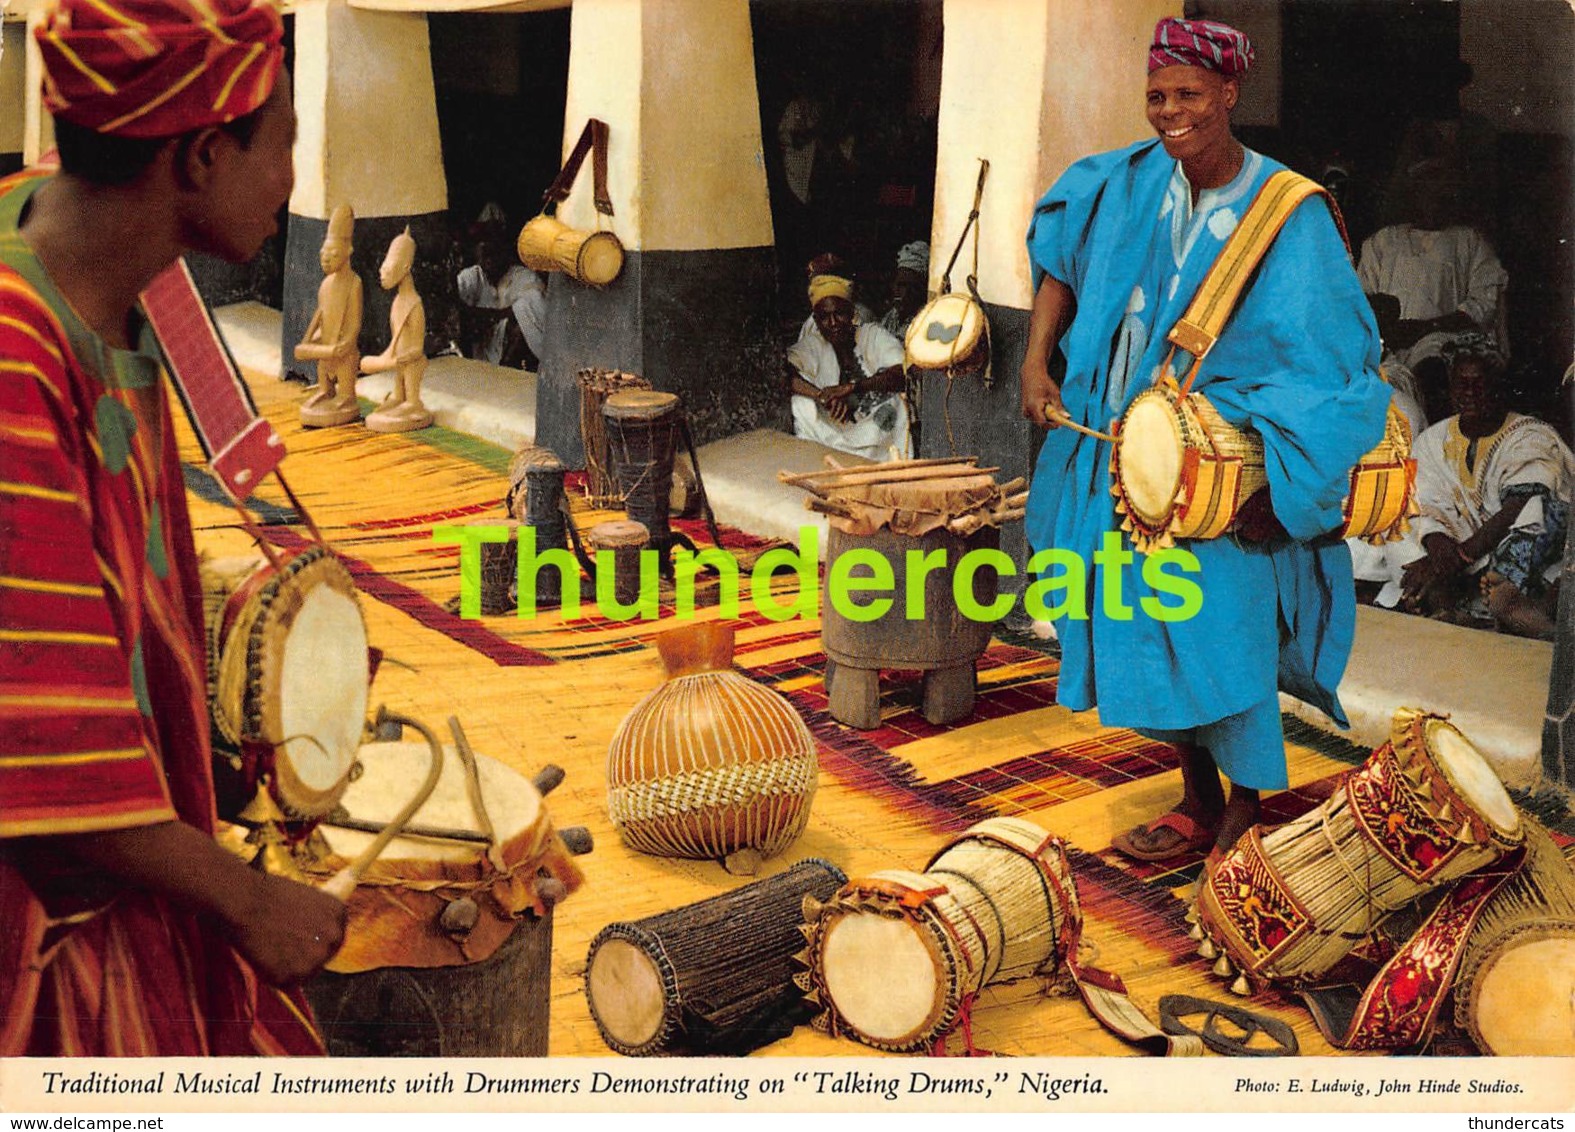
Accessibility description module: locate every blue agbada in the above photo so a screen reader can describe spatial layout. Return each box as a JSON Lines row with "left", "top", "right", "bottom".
{"left": 1025, "top": 139, "right": 1389, "bottom": 790}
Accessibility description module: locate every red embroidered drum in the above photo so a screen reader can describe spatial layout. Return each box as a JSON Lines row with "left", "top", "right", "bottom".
{"left": 1196, "top": 708, "right": 1523, "bottom": 990}
{"left": 200, "top": 545, "right": 369, "bottom": 820}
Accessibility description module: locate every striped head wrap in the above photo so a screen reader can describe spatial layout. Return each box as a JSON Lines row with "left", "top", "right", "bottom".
{"left": 808, "top": 273, "right": 854, "bottom": 308}
{"left": 1442, "top": 332, "right": 1508, "bottom": 373}
{"left": 35, "top": 0, "right": 284, "bottom": 139}
{"left": 1148, "top": 18, "right": 1254, "bottom": 79}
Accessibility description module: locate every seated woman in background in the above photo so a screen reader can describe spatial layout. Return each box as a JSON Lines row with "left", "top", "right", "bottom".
{"left": 1399, "top": 334, "right": 1573, "bottom": 639}
{"left": 786, "top": 264, "right": 910, "bottom": 461}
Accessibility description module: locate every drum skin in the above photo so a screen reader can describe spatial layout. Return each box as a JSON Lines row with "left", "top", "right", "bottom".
{"left": 606, "top": 622, "right": 817, "bottom": 861}
{"left": 905, "top": 292, "right": 988, "bottom": 374}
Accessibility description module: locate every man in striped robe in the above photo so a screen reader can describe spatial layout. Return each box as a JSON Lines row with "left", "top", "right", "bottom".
{"left": 0, "top": 0, "right": 343, "bottom": 1055}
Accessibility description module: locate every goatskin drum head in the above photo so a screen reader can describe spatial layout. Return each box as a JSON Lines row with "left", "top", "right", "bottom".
{"left": 905, "top": 293, "right": 985, "bottom": 371}
{"left": 1426, "top": 719, "right": 1519, "bottom": 841}
{"left": 1117, "top": 393, "right": 1184, "bottom": 527}
{"left": 819, "top": 912, "right": 942, "bottom": 1045}
{"left": 587, "top": 937, "right": 668, "bottom": 1051}
{"left": 577, "top": 232, "right": 625, "bottom": 286}
{"left": 1470, "top": 934, "right": 1575, "bottom": 1055}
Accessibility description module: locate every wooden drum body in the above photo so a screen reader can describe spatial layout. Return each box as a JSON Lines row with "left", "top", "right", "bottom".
{"left": 577, "top": 369, "right": 650, "bottom": 506}
{"left": 517, "top": 214, "right": 624, "bottom": 286}
{"left": 199, "top": 546, "right": 369, "bottom": 820}
{"left": 585, "top": 858, "right": 847, "bottom": 1056}
{"left": 821, "top": 521, "right": 996, "bottom": 729}
{"left": 803, "top": 817, "right": 1076, "bottom": 1053}
{"left": 1453, "top": 821, "right": 1575, "bottom": 1056}
{"left": 303, "top": 740, "right": 583, "bottom": 1056}
{"left": 607, "top": 622, "right": 817, "bottom": 862}
{"left": 1197, "top": 708, "right": 1522, "bottom": 988}
{"left": 604, "top": 390, "right": 682, "bottom": 554}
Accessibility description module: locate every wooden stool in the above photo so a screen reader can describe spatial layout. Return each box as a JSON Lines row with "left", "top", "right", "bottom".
{"left": 821, "top": 524, "right": 996, "bottom": 729}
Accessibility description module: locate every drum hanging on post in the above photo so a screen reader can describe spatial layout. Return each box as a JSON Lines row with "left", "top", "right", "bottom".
{"left": 578, "top": 369, "right": 651, "bottom": 506}
{"left": 516, "top": 214, "right": 624, "bottom": 287}
{"left": 1453, "top": 820, "right": 1575, "bottom": 1056}
{"left": 200, "top": 545, "right": 369, "bottom": 820}
{"left": 604, "top": 389, "right": 682, "bottom": 559}
{"left": 801, "top": 817, "right": 1078, "bottom": 1052}
{"left": 905, "top": 292, "right": 989, "bottom": 378}
{"left": 585, "top": 858, "right": 847, "bottom": 1056}
{"left": 1196, "top": 707, "right": 1523, "bottom": 989}
{"left": 303, "top": 739, "right": 584, "bottom": 1056}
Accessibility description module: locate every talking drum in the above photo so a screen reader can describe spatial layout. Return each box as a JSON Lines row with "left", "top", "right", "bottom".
{"left": 1196, "top": 708, "right": 1523, "bottom": 990}
{"left": 578, "top": 369, "right": 651, "bottom": 506}
{"left": 801, "top": 817, "right": 1078, "bottom": 1052}
{"left": 1453, "top": 820, "right": 1575, "bottom": 1056}
{"left": 507, "top": 446, "right": 570, "bottom": 607}
{"left": 516, "top": 213, "right": 624, "bottom": 287}
{"left": 1111, "top": 382, "right": 1416, "bottom": 554}
{"left": 303, "top": 740, "right": 583, "bottom": 1056}
{"left": 199, "top": 546, "right": 369, "bottom": 820}
{"left": 905, "top": 292, "right": 989, "bottom": 378}
{"left": 604, "top": 389, "right": 683, "bottom": 554}
{"left": 606, "top": 622, "right": 817, "bottom": 863}
{"left": 585, "top": 858, "right": 848, "bottom": 1056}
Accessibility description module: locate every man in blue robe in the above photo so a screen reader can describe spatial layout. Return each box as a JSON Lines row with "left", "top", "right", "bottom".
{"left": 1020, "top": 18, "right": 1390, "bottom": 861}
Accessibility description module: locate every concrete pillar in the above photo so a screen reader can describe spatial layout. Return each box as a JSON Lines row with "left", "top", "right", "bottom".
{"left": 1, "top": 21, "right": 26, "bottom": 172}
{"left": 533, "top": 0, "right": 776, "bottom": 464}
{"left": 22, "top": 7, "right": 54, "bottom": 165}
{"left": 919, "top": 0, "right": 1175, "bottom": 594}
{"left": 279, "top": 0, "right": 449, "bottom": 378}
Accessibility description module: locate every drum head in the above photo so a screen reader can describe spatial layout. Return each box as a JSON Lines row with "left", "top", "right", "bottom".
{"left": 1426, "top": 720, "right": 1520, "bottom": 841}
{"left": 820, "top": 910, "right": 944, "bottom": 1046}
{"left": 906, "top": 293, "right": 985, "bottom": 371}
{"left": 604, "top": 389, "right": 679, "bottom": 420}
{"left": 577, "top": 232, "right": 625, "bottom": 286}
{"left": 587, "top": 519, "right": 650, "bottom": 550}
{"left": 1470, "top": 932, "right": 1575, "bottom": 1055}
{"left": 587, "top": 936, "right": 669, "bottom": 1052}
{"left": 1118, "top": 393, "right": 1184, "bottom": 526}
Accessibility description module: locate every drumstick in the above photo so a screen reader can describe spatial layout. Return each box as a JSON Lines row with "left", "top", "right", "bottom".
{"left": 324, "top": 815, "right": 491, "bottom": 844}
{"left": 787, "top": 464, "right": 1000, "bottom": 492}
{"left": 1046, "top": 407, "right": 1117, "bottom": 443}
{"left": 781, "top": 456, "right": 980, "bottom": 485}
{"left": 320, "top": 711, "right": 445, "bottom": 901}
{"left": 449, "top": 716, "right": 507, "bottom": 873}
{"left": 805, "top": 497, "right": 860, "bottom": 520}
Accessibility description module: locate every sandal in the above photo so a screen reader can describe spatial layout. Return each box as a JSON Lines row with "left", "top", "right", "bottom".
{"left": 1110, "top": 810, "right": 1216, "bottom": 862}
{"left": 1159, "top": 994, "right": 1299, "bottom": 1057}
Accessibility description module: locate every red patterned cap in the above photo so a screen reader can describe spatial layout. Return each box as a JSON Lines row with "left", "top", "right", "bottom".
{"left": 1149, "top": 17, "right": 1254, "bottom": 79}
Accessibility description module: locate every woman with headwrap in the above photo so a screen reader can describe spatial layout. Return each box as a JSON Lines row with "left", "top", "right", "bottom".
{"left": 0, "top": 0, "right": 342, "bottom": 1054}
{"left": 1019, "top": 18, "right": 1390, "bottom": 861}
{"left": 879, "top": 240, "right": 931, "bottom": 339}
{"left": 787, "top": 264, "right": 911, "bottom": 461}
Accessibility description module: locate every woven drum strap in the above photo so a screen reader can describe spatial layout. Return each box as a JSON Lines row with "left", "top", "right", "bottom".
{"left": 141, "top": 259, "right": 285, "bottom": 502}
{"left": 1167, "top": 170, "right": 1337, "bottom": 390}
{"left": 608, "top": 753, "right": 818, "bottom": 826}
{"left": 1065, "top": 939, "right": 1205, "bottom": 1057}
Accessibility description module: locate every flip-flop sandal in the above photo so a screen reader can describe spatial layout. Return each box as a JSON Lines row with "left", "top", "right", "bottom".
{"left": 1159, "top": 994, "right": 1299, "bottom": 1057}
{"left": 1110, "top": 810, "right": 1215, "bottom": 862}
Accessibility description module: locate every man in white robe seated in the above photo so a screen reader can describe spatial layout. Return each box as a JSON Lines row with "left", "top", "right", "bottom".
{"left": 457, "top": 233, "right": 546, "bottom": 370}
{"left": 787, "top": 269, "right": 910, "bottom": 461}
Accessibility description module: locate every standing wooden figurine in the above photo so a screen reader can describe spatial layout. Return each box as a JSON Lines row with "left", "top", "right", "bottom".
{"left": 296, "top": 204, "right": 363, "bottom": 427}
{"left": 361, "top": 227, "right": 433, "bottom": 433}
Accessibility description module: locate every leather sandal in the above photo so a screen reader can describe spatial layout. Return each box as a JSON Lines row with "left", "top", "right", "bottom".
{"left": 1110, "top": 810, "right": 1217, "bottom": 862}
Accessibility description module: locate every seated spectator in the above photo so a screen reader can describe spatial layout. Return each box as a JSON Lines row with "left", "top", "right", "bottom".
{"left": 878, "top": 240, "right": 930, "bottom": 340}
{"left": 1357, "top": 163, "right": 1507, "bottom": 422}
{"left": 786, "top": 263, "right": 909, "bottom": 461}
{"left": 456, "top": 227, "right": 546, "bottom": 370}
{"left": 1397, "top": 335, "right": 1573, "bottom": 639}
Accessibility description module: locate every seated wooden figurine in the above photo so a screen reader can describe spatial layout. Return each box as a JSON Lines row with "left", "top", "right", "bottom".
{"left": 296, "top": 203, "right": 363, "bottom": 428}
{"left": 361, "top": 227, "right": 433, "bottom": 433}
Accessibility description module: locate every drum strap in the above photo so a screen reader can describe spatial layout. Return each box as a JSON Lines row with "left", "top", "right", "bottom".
{"left": 542, "top": 118, "right": 615, "bottom": 220}
{"left": 1165, "top": 169, "right": 1347, "bottom": 396}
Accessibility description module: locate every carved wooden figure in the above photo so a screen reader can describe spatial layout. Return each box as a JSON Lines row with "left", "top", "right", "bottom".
{"left": 296, "top": 204, "right": 364, "bottom": 428}
{"left": 361, "top": 227, "right": 433, "bottom": 433}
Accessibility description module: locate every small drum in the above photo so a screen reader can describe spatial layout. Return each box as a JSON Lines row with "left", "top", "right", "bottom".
{"left": 1112, "top": 381, "right": 1416, "bottom": 553}
{"left": 507, "top": 447, "right": 570, "bottom": 608}
{"left": 585, "top": 519, "right": 651, "bottom": 608}
{"left": 905, "top": 292, "right": 989, "bottom": 378}
{"left": 457, "top": 517, "right": 518, "bottom": 617}
{"left": 200, "top": 545, "right": 369, "bottom": 820}
{"left": 1453, "top": 820, "right": 1575, "bottom": 1055}
{"left": 1197, "top": 708, "right": 1523, "bottom": 988}
{"left": 516, "top": 214, "right": 624, "bottom": 286}
{"left": 802, "top": 817, "right": 1077, "bottom": 1052}
{"left": 1111, "top": 381, "right": 1267, "bottom": 553}
{"left": 604, "top": 389, "right": 682, "bottom": 553}
{"left": 303, "top": 739, "right": 583, "bottom": 1056}
{"left": 585, "top": 858, "right": 847, "bottom": 1056}
{"left": 578, "top": 369, "right": 651, "bottom": 506}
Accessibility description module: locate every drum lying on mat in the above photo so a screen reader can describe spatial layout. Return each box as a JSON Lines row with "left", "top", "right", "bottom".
{"left": 303, "top": 740, "right": 583, "bottom": 1056}
{"left": 1111, "top": 383, "right": 1415, "bottom": 554}
{"left": 905, "top": 293, "right": 988, "bottom": 376}
{"left": 1453, "top": 820, "right": 1575, "bottom": 1056}
{"left": 200, "top": 546, "right": 369, "bottom": 819}
{"left": 1196, "top": 708, "right": 1523, "bottom": 988}
{"left": 801, "top": 817, "right": 1078, "bottom": 1052}
{"left": 585, "top": 858, "right": 847, "bottom": 1056}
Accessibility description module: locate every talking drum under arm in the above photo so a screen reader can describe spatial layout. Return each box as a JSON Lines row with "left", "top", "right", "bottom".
{"left": 200, "top": 545, "right": 370, "bottom": 820}
{"left": 584, "top": 858, "right": 848, "bottom": 1056}
{"left": 800, "top": 817, "right": 1079, "bottom": 1053}
{"left": 1195, "top": 708, "right": 1523, "bottom": 992}
{"left": 302, "top": 739, "right": 584, "bottom": 1056}
{"left": 1110, "top": 379, "right": 1417, "bottom": 554}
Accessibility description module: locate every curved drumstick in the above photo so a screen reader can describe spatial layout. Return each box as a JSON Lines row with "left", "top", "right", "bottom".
{"left": 1046, "top": 406, "right": 1117, "bottom": 443}
{"left": 319, "top": 711, "right": 445, "bottom": 901}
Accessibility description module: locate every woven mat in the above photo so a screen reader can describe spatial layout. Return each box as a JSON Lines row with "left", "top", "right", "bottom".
{"left": 178, "top": 370, "right": 1573, "bottom": 1060}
